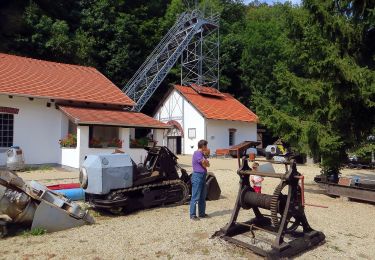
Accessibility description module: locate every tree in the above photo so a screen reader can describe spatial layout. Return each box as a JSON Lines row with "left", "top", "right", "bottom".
{"left": 253, "top": 0, "right": 375, "bottom": 176}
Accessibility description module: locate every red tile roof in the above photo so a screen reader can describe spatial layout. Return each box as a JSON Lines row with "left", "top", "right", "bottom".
{"left": 175, "top": 85, "right": 258, "bottom": 123}
{"left": 59, "top": 106, "right": 170, "bottom": 128}
{"left": 0, "top": 53, "right": 134, "bottom": 106}
{"left": 190, "top": 84, "right": 225, "bottom": 97}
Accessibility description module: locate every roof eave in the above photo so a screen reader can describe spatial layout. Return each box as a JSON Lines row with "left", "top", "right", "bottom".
{"left": 77, "top": 121, "right": 171, "bottom": 129}
{"left": 0, "top": 92, "right": 135, "bottom": 107}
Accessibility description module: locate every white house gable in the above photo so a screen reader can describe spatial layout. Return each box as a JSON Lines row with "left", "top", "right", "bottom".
{"left": 155, "top": 89, "right": 205, "bottom": 154}
{"left": 206, "top": 119, "right": 257, "bottom": 154}
{"left": 183, "top": 98, "right": 205, "bottom": 154}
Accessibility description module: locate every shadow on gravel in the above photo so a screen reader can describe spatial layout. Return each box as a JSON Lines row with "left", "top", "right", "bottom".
{"left": 304, "top": 188, "right": 327, "bottom": 195}
{"left": 209, "top": 209, "right": 232, "bottom": 217}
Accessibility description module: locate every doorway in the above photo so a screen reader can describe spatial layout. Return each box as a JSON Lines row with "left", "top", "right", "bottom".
{"left": 167, "top": 136, "right": 182, "bottom": 154}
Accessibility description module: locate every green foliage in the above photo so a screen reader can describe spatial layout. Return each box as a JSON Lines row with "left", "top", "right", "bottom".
{"left": 0, "top": 0, "right": 374, "bottom": 175}
{"left": 22, "top": 228, "right": 47, "bottom": 237}
{"left": 250, "top": 0, "right": 375, "bottom": 174}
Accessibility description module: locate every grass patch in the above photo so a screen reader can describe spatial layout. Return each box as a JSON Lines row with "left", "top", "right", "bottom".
{"left": 328, "top": 245, "right": 343, "bottom": 252}
{"left": 23, "top": 165, "right": 53, "bottom": 172}
{"left": 22, "top": 228, "right": 47, "bottom": 237}
{"left": 201, "top": 248, "right": 210, "bottom": 255}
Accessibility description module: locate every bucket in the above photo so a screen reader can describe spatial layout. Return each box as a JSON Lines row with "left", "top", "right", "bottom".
{"left": 6, "top": 146, "right": 25, "bottom": 171}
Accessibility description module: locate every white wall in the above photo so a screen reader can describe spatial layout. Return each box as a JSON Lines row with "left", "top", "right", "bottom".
{"left": 182, "top": 97, "right": 205, "bottom": 155}
{"left": 154, "top": 90, "right": 184, "bottom": 124}
{"left": 154, "top": 129, "right": 166, "bottom": 147}
{"left": 0, "top": 95, "right": 67, "bottom": 166}
{"left": 61, "top": 148, "right": 79, "bottom": 168}
{"left": 206, "top": 119, "right": 257, "bottom": 153}
{"left": 154, "top": 89, "right": 211, "bottom": 155}
{"left": 74, "top": 127, "right": 147, "bottom": 168}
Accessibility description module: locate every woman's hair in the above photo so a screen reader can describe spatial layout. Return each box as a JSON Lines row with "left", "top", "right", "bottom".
{"left": 198, "top": 139, "right": 208, "bottom": 149}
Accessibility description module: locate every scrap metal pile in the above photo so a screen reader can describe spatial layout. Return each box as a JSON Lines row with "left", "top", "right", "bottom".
{"left": 314, "top": 174, "right": 375, "bottom": 203}
{"left": 0, "top": 170, "right": 94, "bottom": 238}
{"left": 213, "top": 158, "right": 325, "bottom": 259}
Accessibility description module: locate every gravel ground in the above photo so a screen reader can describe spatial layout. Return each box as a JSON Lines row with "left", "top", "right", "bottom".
{"left": 1, "top": 156, "right": 375, "bottom": 260}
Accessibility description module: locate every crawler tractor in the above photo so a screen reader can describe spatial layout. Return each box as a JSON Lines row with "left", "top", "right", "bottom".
{"left": 80, "top": 146, "right": 220, "bottom": 213}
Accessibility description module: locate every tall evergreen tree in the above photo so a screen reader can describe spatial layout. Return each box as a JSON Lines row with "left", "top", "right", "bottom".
{"left": 253, "top": 0, "right": 375, "bottom": 175}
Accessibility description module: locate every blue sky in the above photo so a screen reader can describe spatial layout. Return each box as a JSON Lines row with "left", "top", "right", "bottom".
{"left": 243, "top": 0, "right": 301, "bottom": 5}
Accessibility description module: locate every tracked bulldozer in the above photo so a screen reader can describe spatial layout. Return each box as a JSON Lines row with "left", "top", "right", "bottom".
{"left": 80, "top": 146, "right": 220, "bottom": 213}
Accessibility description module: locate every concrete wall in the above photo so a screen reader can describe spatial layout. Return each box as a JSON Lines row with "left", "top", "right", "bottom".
{"left": 206, "top": 119, "right": 257, "bottom": 153}
{"left": 0, "top": 95, "right": 67, "bottom": 166}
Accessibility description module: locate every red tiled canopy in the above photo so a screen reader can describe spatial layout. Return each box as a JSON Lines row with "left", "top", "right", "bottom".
{"left": 59, "top": 106, "right": 170, "bottom": 129}
{"left": 0, "top": 53, "right": 134, "bottom": 106}
{"left": 175, "top": 85, "right": 258, "bottom": 123}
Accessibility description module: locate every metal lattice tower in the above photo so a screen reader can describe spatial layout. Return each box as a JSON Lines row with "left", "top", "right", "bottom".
{"left": 123, "top": 9, "right": 219, "bottom": 112}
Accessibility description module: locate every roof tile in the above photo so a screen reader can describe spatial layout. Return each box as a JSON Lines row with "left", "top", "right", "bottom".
{"left": 0, "top": 53, "right": 134, "bottom": 106}
{"left": 59, "top": 106, "right": 169, "bottom": 129}
{"left": 175, "top": 85, "right": 258, "bottom": 123}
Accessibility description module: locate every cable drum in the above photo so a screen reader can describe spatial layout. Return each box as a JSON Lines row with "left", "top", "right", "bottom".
{"left": 240, "top": 187, "right": 273, "bottom": 210}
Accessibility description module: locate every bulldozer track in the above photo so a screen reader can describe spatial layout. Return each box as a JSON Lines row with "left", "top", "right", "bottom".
{"left": 108, "top": 179, "right": 189, "bottom": 206}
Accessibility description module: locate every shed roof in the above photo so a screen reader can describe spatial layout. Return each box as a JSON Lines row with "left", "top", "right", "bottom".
{"left": 175, "top": 85, "right": 258, "bottom": 123}
{"left": 59, "top": 106, "right": 170, "bottom": 129}
{"left": 0, "top": 53, "right": 134, "bottom": 106}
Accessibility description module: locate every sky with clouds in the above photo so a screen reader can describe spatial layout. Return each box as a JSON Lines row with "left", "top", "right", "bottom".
{"left": 243, "top": 0, "right": 301, "bottom": 5}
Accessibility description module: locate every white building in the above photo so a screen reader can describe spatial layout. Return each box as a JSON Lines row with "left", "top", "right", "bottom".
{"left": 0, "top": 53, "right": 169, "bottom": 168}
{"left": 154, "top": 84, "right": 258, "bottom": 155}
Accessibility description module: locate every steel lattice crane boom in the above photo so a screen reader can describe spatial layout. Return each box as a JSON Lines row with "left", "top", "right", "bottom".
{"left": 122, "top": 10, "right": 219, "bottom": 112}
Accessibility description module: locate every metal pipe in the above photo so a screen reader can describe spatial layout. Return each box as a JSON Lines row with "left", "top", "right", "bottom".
{"left": 238, "top": 170, "right": 285, "bottom": 179}
{"left": 294, "top": 175, "right": 305, "bottom": 206}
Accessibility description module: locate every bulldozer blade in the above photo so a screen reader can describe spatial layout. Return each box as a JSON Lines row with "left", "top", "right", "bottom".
{"left": 31, "top": 201, "right": 92, "bottom": 232}
{"left": 206, "top": 173, "right": 221, "bottom": 200}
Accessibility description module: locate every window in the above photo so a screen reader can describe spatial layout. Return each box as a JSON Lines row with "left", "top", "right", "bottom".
{"left": 0, "top": 114, "right": 14, "bottom": 147}
{"left": 229, "top": 130, "right": 236, "bottom": 146}
{"left": 68, "top": 120, "right": 77, "bottom": 135}
{"left": 188, "top": 128, "right": 196, "bottom": 139}
{"left": 89, "top": 126, "right": 120, "bottom": 148}
{"left": 129, "top": 128, "right": 153, "bottom": 148}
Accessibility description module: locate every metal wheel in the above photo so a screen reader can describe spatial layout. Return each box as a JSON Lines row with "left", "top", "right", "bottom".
{"left": 270, "top": 182, "right": 301, "bottom": 232}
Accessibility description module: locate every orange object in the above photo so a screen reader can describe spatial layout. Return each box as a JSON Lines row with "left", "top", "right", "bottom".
{"left": 215, "top": 149, "right": 230, "bottom": 156}
{"left": 249, "top": 153, "right": 256, "bottom": 161}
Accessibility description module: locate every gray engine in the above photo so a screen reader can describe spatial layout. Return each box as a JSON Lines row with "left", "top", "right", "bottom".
{"left": 80, "top": 154, "right": 134, "bottom": 195}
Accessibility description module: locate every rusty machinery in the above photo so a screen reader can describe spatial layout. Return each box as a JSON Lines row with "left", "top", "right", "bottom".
{"left": 314, "top": 174, "right": 375, "bottom": 203}
{"left": 0, "top": 170, "right": 94, "bottom": 238}
{"left": 213, "top": 158, "right": 325, "bottom": 259}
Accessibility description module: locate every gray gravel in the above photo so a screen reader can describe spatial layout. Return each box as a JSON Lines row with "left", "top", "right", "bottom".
{"left": 0, "top": 156, "right": 374, "bottom": 259}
